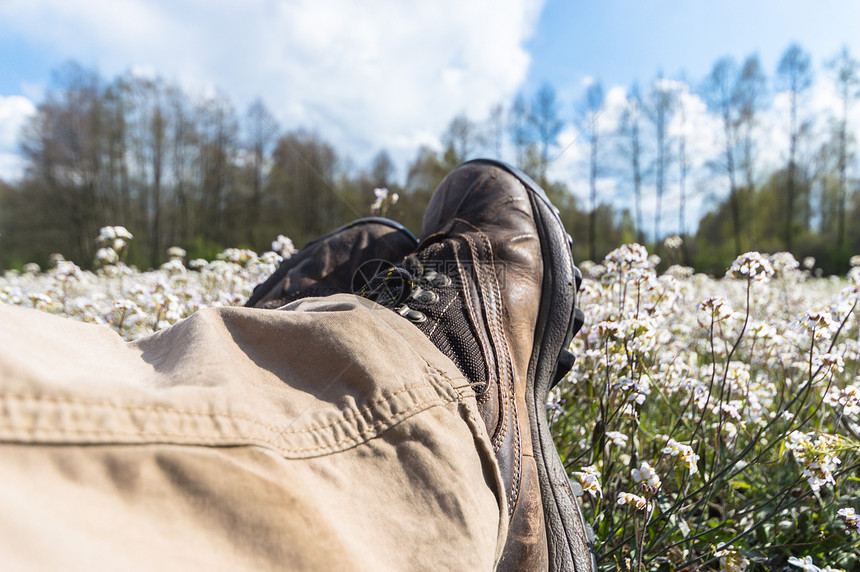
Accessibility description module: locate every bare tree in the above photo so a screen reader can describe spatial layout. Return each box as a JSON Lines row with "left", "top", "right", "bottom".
{"left": 196, "top": 94, "right": 239, "bottom": 245}
{"left": 530, "top": 83, "right": 564, "bottom": 175}
{"left": 735, "top": 55, "right": 767, "bottom": 192}
{"left": 777, "top": 42, "right": 813, "bottom": 252}
{"left": 482, "top": 103, "right": 505, "bottom": 160}
{"left": 826, "top": 46, "right": 859, "bottom": 255}
{"left": 645, "top": 75, "right": 676, "bottom": 245}
{"left": 508, "top": 93, "right": 534, "bottom": 169}
{"left": 166, "top": 85, "right": 195, "bottom": 249}
{"left": 734, "top": 54, "right": 767, "bottom": 247}
{"left": 370, "top": 150, "right": 396, "bottom": 189}
{"left": 442, "top": 114, "right": 478, "bottom": 164}
{"left": 617, "top": 83, "right": 645, "bottom": 243}
{"left": 147, "top": 81, "right": 167, "bottom": 267}
{"left": 703, "top": 57, "right": 743, "bottom": 255}
{"left": 677, "top": 87, "right": 689, "bottom": 245}
{"left": 246, "top": 98, "right": 278, "bottom": 246}
{"left": 19, "top": 62, "right": 108, "bottom": 263}
{"left": 578, "top": 81, "right": 604, "bottom": 261}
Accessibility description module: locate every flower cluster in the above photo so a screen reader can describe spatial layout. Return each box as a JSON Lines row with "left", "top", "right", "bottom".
{"left": 617, "top": 491, "right": 649, "bottom": 511}
{"left": 556, "top": 244, "right": 859, "bottom": 568}
{"left": 271, "top": 235, "right": 296, "bottom": 258}
{"left": 794, "top": 310, "right": 838, "bottom": 339}
{"left": 824, "top": 383, "right": 860, "bottom": 415}
{"left": 785, "top": 431, "right": 844, "bottom": 492}
{"left": 836, "top": 507, "right": 859, "bottom": 534}
{"left": 95, "top": 225, "right": 133, "bottom": 268}
{"left": 769, "top": 251, "right": 801, "bottom": 277}
{"left": 0, "top": 227, "right": 287, "bottom": 340}
{"left": 661, "top": 437, "right": 700, "bottom": 474}
{"left": 573, "top": 465, "right": 603, "bottom": 498}
{"left": 697, "top": 296, "right": 734, "bottom": 325}
{"left": 727, "top": 251, "right": 775, "bottom": 282}
{"left": 715, "top": 543, "right": 750, "bottom": 572}
{"left": 664, "top": 235, "right": 683, "bottom": 250}
{"left": 788, "top": 555, "right": 846, "bottom": 572}
{"left": 631, "top": 461, "right": 661, "bottom": 493}
{"left": 370, "top": 187, "right": 399, "bottom": 216}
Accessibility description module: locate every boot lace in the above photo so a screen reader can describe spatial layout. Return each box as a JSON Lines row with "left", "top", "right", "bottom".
{"left": 355, "top": 257, "right": 452, "bottom": 323}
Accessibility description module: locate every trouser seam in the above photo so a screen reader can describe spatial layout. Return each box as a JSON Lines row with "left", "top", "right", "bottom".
{"left": 0, "top": 368, "right": 470, "bottom": 459}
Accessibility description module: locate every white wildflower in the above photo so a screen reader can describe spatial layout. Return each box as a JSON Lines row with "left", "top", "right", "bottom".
{"left": 794, "top": 310, "right": 838, "bottom": 340}
{"left": 716, "top": 543, "right": 750, "bottom": 572}
{"left": 786, "top": 431, "right": 843, "bottom": 492}
{"left": 96, "top": 247, "right": 119, "bottom": 265}
{"left": 727, "top": 251, "right": 774, "bottom": 282}
{"left": 664, "top": 235, "right": 682, "bottom": 250}
{"left": 837, "top": 507, "right": 860, "bottom": 534}
{"left": 787, "top": 556, "right": 819, "bottom": 571}
{"left": 661, "top": 438, "right": 700, "bottom": 474}
{"left": 573, "top": 465, "right": 602, "bottom": 498}
{"left": 697, "top": 296, "right": 734, "bottom": 325}
{"left": 616, "top": 492, "right": 648, "bottom": 510}
{"left": 811, "top": 353, "right": 845, "bottom": 374}
{"left": 271, "top": 235, "right": 296, "bottom": 258}
{"left": 631, "top": 461, "right": 661, "bottom": 490}
{"left": 167, "top": 246, "right": 187, "bottom": 260}
{"left": 604, "top": 243, "right": 650, "bottom": 270}
{"left": 824, "top": 384, "right": 860, "bottom": 415}
{"left": 788, "top": 555, "right": 845, "bottom": 571}
{"left": 605, "top": 431, "right": 629, "bottom": 447}
{"left": 769, "top": 251, "right": 800, "bottom": 276}
{"left": 371, "top": 187, "right": 398, "bottom": 214}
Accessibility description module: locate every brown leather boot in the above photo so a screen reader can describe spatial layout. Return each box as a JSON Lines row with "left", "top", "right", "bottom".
{"left": 358, "top": 160, "right": 593, "bottom": 571}
{"left": 245, "top": 218, "right": 417, "bottom": 309}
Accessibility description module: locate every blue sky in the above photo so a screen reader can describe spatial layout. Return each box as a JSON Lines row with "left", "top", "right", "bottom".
{"left": 525, "top": 0, "right": 860, "bottom": 94}
{"left": 2, "top": 0, "right": 859, "bottom": 232}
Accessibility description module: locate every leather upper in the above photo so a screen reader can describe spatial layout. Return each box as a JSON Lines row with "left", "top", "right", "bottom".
{"left": 417, "top": 163, "right": 551, "bottom": 570}
{"left": 246, "top": 221, "right": 418, "bottom": 309}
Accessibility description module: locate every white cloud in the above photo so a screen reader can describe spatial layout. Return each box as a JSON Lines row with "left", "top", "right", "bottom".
{"left": 545, "top": 85, "right": 628, "bottom": 202}
{"left": 671, "top": 86, "right": 722, "bottom": 172}
{"left": 0, "top": 95, "right": 37, "bottom": 181}
{"left": 0, "top": 0, "right": 543, "bottom": 171}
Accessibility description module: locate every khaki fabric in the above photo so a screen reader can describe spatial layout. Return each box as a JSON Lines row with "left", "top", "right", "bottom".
{"left": 0, "top": 295, "right": 507, "bottom": 571}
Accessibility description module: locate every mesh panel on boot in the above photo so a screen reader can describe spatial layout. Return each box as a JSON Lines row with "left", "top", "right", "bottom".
{"left": 406, "top": 241, "right": 490, "bottom": 393}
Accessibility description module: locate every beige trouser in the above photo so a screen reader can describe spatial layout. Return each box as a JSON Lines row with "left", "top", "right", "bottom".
{"left": 0, "top": 295, "right": 507, "bottom": 571}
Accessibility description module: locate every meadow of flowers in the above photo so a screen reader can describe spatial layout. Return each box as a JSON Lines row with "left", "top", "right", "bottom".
{"left": 1, "top": 227, "right": 858, "bottom": 571}
{"left": 0, "top": 226, "right": 295, "bottom": 340}
{"left": 553, "top": 241, "right": 860, "bottom": 571}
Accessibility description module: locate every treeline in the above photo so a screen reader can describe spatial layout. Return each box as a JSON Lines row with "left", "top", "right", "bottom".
{"left": 0, "top": 62, "right": 377, "bottom": 269}
{"left": 0, "top": 61, "right": 628, "bottom": 270}
{"left": 689, "top": 45, "right": 860, "bottom": 274}
{"left": 1, "top": 42, "right": 859, "bottom": 274}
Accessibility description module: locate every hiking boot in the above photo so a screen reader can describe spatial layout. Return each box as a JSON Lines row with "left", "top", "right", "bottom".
{"left": 245, "top": 218, "right": 418, "bottom": 309}
{"left": 358, "top": 160, "right": 593, "bottom": 571}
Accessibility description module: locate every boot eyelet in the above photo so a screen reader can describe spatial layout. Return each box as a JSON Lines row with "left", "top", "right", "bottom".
{"left": 414, "top": 290, "right": 439, "bottom": 304}
{"left": 432, "top": 274, "right": 452, "bottom": 287}
{"left": 407, "top": 310, "right": 427, "bottom": 323}
{"left": 395, "top": 305, "right": 427, "bottom": 323}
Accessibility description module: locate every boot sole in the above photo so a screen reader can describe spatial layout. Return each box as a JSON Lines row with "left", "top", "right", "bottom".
{"left": 464, "top": 160, "right": 595, "bottom": 572}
